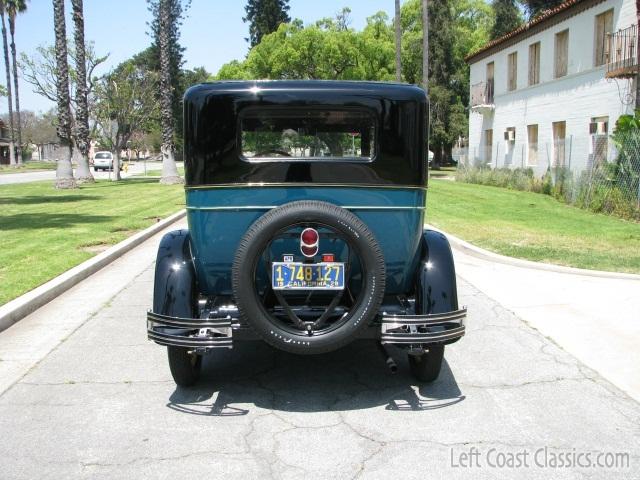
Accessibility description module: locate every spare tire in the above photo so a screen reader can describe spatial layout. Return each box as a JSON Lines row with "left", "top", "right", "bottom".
{"left": 232, "top": 200, "right": 385, "bottom": 354}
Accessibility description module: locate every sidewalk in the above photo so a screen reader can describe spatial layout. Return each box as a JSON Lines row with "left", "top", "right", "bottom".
{"left": 0, "top": 217, "right": 188, "bottom": 395}
{"left": 449, "top": 238, "right": 640, "bottom": 401}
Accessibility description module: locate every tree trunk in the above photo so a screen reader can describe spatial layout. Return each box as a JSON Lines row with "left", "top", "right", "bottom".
{"left": 423, "top": 0, "right": 430, "bottom": 169}
{"left": 394, "top": 0, "right": 402, "bottom": 82}
{"left": 8, "top": 14, "right": 22, "bottom": 165}
{"left": 422, "top": 0, "right": 429, "bottom": 91}
{"left": 71, "top": 0, "right": 94, "bottom": 183}
{"left": 158, "top": 0, "right": 182, "bottom": 185}
{"left": 52, "top": 0, "right": 77, "bottom": 189}
{"left": 1, "top": 9, "right": 16, "bottom": 167}
{"left": 112, "top": 149, "right": 122, "bottom": 181}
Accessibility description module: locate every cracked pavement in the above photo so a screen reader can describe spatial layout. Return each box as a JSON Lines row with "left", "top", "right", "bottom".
{"left": 0, "top": 228, "right": 639, "bottom": 479}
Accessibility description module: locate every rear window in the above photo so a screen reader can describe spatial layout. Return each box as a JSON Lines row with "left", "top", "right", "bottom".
{"left": 240, "top": 108, "right": 376, "bottom": 162}
{"left": 95, "top": 153, "right": 112, "bottom": 159}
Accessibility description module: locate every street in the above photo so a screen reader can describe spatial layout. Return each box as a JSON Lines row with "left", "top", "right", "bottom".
{"left": 0, "top": 220, "right": 638, "bottom": 479}
{"left": 0, "top": 160, "right": 165, "bottom": 185}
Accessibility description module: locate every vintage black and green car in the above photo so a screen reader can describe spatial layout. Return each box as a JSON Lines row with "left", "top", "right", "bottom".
{"left": 147, "top": 80, "right": 466, "bottom": 386}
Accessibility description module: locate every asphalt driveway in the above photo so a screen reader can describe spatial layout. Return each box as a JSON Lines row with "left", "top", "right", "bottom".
{"left": 0, "top": 246, "right": 638, "bottom": 478}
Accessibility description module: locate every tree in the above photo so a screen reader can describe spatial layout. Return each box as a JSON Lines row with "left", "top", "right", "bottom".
{"left": 243, "top": 0, "right": 290, "bottom": 47}
{"left": 94, "top": 61, "right": 159, "bottom": 181}
{"left": 0, "top": 2, "right": 15, "bottom": 166}
{"left": 9, "top": 109, "right": 57, "bottom": 160}
{"left": 521, "top": 0, "right": 564, "bottom": 19}
{"left": 157, "top": 0, "right": 182, "bottom": 184}
{"left": 491, "top": 0, "right": 522, "bottom": 40}
{"left": 218, "top": 14, "right": 395, "bottom": 82}
{"left": 52, "top": 0, "right": 76, "bottom": 189}
{"left": 6, "top": 0, "right": 26, "bottom": 165}
{"left": 146, "top": 0, "right": 189, "bottom": 144}
{"left": 422, "top": 0, "right": 428, "bottom": 91}
{"left": 395, "top": 0, "right": 402, "bottom": 81}
{"left": 71, "top": 0, "right": 94, "bottom": 183}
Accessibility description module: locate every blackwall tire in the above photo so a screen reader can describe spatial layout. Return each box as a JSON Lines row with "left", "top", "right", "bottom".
{"left": 232, "top": 200, "right": 386, "bottom": 355}
{"left": 167, "top": 346, "right": 202, "bottom": 387}
{"left": 408, "top": 345, "right": 445, "bottom": 382}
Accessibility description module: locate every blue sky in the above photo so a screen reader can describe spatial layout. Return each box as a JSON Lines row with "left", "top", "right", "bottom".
{"left": 1, "top": 0, "right": 398, "bottom": 114}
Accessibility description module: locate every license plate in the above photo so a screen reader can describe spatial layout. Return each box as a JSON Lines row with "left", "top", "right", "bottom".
{"left": 271, "top": 262, "right": 345, "bottom": 290}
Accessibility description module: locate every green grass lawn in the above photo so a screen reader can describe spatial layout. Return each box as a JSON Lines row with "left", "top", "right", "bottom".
{"left": 0, "top": 179, "right": 184, "bottom": 306}
{"left": 0, "top": 161, "right": 58, "bottom": 174}
{"left": 427, "top": 180, "right": 640, "bottom": 273}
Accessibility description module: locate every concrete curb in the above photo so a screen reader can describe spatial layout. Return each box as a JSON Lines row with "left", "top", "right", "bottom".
{"left": 0, "top": 209, "right": 187, "bottom": 333}
{"left": 426, "top": 223, "right": 640, "bottom": 281}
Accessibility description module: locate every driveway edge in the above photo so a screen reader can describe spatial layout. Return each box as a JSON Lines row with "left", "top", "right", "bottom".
{"left": 426, "top": 223, "right": 640, "bottom": 281}
{"left": 0, "top": 209, "right": 187, "bottom": 332}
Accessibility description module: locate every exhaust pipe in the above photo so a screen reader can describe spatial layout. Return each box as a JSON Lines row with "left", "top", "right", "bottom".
{"left": 378, "top": 342, "right": 398, "bottom": 374}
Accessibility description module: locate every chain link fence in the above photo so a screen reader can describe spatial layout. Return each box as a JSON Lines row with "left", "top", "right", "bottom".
{"left": 453, "top": 131, "right": 640, "bottom": 221}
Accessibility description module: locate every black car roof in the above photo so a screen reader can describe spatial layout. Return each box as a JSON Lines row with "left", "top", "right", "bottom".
{"left": 185, "top": 80, "right": 426, "bottom": 102}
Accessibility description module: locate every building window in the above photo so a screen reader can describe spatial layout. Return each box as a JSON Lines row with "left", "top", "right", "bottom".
{"left": 527, "top": 124, "right": 538, "bottom": 166}
{"left": 507, "top": 52, "right": 518, "bottom": 91}
{"left": 486, "top": 62, "right": 495, "bottom": 103}
{"left": 529, "top": 42, "right": 541, "bottom": 85}
{"left": 589, "top": 116, "right": 609, "bottom": 165}
{"left": 484, "top": 129, "right": 493, "bottom": 164}
{"left": 595, "top": 9, "right": 614, "bottom": 67}
{"left": 555, "top": 30, "right": 569, "bottom": 78}
{"left": 552, "top": 121, "right": 566, "bottom": 167}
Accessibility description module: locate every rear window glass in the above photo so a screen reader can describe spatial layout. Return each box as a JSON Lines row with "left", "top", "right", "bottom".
{"left": 95, "top": 153, "right": 112, "bottom": 159}
{"left": 240, "top": 108, "right": 376, "bottom": 162}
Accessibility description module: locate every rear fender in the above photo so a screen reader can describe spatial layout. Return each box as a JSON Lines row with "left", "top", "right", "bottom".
{"left": 416, "top": 230, "right": 459, "bottom": 314}
{"left": 152, "top": 229, "right": 197, "bottom": 318}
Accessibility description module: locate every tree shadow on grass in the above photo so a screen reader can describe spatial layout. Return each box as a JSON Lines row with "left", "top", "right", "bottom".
{"left": 1, "top": 213, "right": 114, "bottom": 230}
{"left": 0, "top": 195, "right": 102, "bottom": 205}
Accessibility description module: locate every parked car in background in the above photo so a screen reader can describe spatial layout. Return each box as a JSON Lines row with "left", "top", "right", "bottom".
{"left": 93, "top": 151, "right": 120, "bottom": 171}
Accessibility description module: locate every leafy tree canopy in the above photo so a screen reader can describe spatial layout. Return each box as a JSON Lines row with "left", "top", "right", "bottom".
{"left": 491, "top": 0, "right": 523, "bottom": 39}
{"left": 521, "top": 0, "right": 565, "bottom": 19}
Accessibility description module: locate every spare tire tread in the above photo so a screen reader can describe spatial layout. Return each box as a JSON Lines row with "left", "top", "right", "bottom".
{"left": 232, "top": 201, "right": 385, "bottom": 355}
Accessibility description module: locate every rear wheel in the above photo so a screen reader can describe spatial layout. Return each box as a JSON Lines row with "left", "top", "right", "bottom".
{"left": 408, "top": 345, "right": 444, "bottom": 382}
{"left": 167, "top": 346, "right": 202, "bottom": 387}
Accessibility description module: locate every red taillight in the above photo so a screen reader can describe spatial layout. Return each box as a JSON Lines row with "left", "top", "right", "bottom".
{"left": 301, "top": 228, "right": 319, "bottom": 246}
{"left": 300, "top": 228, "right": 319, "bottom": 257}
{"left": 322, "top": 254, "right": 335, "bottom": 262}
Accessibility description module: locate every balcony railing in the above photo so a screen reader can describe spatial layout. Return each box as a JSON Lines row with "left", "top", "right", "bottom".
{"left": 470, "top": 81, "right": 494, "bottom": 112}
{"left": 605, "top": 24, "right": 638, "bottom": 78}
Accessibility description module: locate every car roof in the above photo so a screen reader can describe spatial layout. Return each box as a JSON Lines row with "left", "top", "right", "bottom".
{"left": 185, "top": 80, "right": 426, "bottom": 103}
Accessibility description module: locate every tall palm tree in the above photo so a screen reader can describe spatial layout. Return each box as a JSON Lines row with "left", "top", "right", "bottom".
{"left": 158, "top": 0, "right": 182, "bottom": 184}
{"left": 394, "top": 0, "right": 402, "bottom": 82}
{"left": 0, "top": 2, "right": 15, "bottom": 166}
{"left": 7, "top": 0, "right": 26, "bottom": 165}
{"left": 52, "top": 0, "right": 76, "bottom": 189}
{"left": 71, "top": 0, "right": 94, "bottom": 183}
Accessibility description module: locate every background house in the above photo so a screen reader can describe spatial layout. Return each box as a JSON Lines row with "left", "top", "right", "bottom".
{"left": 465, "top": 0, "right": 637, "bottom": 176}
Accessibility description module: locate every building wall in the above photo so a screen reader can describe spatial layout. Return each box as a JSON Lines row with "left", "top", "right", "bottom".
{"left": 468, "top": 0, "right": 636, "bottom": 175}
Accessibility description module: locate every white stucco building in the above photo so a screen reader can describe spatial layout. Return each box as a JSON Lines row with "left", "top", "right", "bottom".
{"left": 466, "top": 0, "right": 638, "bottom": 175}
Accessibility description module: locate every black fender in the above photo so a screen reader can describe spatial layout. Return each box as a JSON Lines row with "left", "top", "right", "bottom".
{"left": 152, "top": 229, "right": 198, "bottom": 318}
{"left": 416, "top": 230, "right": 459, "bottom": 315}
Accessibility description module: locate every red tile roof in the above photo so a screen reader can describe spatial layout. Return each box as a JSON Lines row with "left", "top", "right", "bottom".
{"left": 466, "top": 0, "right": 588, "bottom": 63}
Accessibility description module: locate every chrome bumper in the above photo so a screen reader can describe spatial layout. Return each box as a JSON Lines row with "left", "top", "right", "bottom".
{"left": 146, "top": 311, "right": 233, "bottom": 349}
{"left": 380, "top": 308, "right": 467, "bottom": 345}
